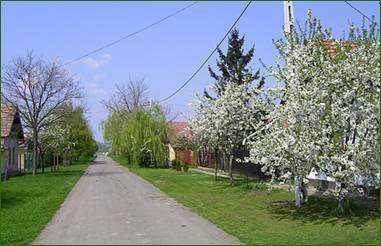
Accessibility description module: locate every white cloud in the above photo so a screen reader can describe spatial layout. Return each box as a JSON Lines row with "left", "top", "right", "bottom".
{"left": 91, "top": 74, "right": 103, "bottom": 82}
{"left": 84, "top": 73, "right": 107, "bottom": 97}
{"left": 81, "top": 53, "right": 112, "bottom": 69}
{"left": 101, "top": 53, "right": 112, "bottom": 60}
{"left": 87, "top": 81, "right": 106, "bottom": 97}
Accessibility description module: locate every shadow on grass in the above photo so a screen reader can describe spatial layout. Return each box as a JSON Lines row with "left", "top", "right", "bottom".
{"left": 213, "top": 177, "right": 268, "bottom": 190}
{"left": 21, "top": 166, "right": 86, "bottom": 178}
{"left": 51, "top": 170, "right": 84, "bottom": 177}
{"left": 269, "top": 195, "right": 379, "bottom": 228}
{"left": 2, "top": 168, "right": 85, "bottom": 209}
{"left": 1, "top": 185, "right": 54, "bottom": 209}
{"left": 1, "top": 190, "right": 27, "bottom": 209}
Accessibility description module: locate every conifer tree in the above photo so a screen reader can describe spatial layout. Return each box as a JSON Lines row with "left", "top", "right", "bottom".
{"left": 205, "top": 28, "right": 264, "bottom": 98}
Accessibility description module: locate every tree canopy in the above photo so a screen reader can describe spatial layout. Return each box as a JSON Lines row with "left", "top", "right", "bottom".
{"left": 245, "top": 14, "right": 380, "bottom": 209}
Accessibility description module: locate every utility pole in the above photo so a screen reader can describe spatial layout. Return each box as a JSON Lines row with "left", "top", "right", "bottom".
{"left": 281, "top": 0, "right": 295, "bottom": 106}
{"left": 283, "top": 0, "right": 295, "bottom": 34}
{"left": 284, "top": 1, "right": 306, "bottom": 206}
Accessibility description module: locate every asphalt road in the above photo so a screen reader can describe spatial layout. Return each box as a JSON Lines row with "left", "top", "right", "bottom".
{"left": 34, "top": 154, "right": 240, "bottom": 245}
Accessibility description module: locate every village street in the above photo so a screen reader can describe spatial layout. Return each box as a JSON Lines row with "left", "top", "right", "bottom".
{"left": 2, "top": 2, "right": 379, "bottom": 245}
{"left": 33, "top": 154, "right": 240, "bottom": 245}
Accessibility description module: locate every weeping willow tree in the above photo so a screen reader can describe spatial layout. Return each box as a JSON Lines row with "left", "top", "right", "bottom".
{"left": 103, "top": 105, "right": 168, "bottom": 167}
{"left": 103, "top": 112, "right": 125, "bottom": 156}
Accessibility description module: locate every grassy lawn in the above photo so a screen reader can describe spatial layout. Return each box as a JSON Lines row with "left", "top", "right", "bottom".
{"left": 113, "top": 155, "right": 380, "bottom": 245}
{"left": 1, "top": 158, "right": 92, "bottom": 245}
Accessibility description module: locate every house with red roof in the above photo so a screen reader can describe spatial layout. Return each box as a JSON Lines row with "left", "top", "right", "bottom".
{"left": 167, "top": 121, "right": 198, "bottom": 166}
{"left": 167, "top": 121, "right": 218, "bottom": 168}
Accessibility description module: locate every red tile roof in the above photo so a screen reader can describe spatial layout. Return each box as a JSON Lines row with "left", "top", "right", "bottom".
{"left": 321, "top": 39, "right": 357, "bottom": 57}
{"left": 168, "top": 121, "right": 193, "bottom": 139}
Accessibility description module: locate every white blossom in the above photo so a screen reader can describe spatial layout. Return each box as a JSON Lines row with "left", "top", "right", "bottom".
{"left": 189, "top": 81, "right": 272, "bottom": 174}
{"left": 245, "top": 36, "right": 380, "bottom": 201}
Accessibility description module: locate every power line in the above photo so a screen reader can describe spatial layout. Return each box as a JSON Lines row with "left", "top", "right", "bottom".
{"left": 159, "top": 1, "right": 253, "bottom": 103}
{"left": 61, "top": 1, "right": 198, "bottom": 67}
{"left": 344, "top": 1, "right": 376, "bottom": 24}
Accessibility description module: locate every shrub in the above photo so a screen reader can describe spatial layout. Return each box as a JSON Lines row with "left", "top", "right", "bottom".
{"left": 171, "top": 160, "right": 176, "bottom": 169}
{"left": 176, "top": 161, "right": 182, "bottom": 171}
{"left": 172, "top": 160, "right": 182, "bottom": 171}
{"left": 182, "top": 163, "right": 189, "bottom": 172}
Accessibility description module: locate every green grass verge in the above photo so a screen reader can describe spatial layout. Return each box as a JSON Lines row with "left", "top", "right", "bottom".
{"left": 113, "top": 155, "right": 380, "bottom": 245}
{"left": 1, "top": 158, "right": 92, "bottom": 245}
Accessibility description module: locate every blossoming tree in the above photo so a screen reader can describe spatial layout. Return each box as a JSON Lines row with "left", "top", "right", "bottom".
{"left": 245, "top": 14, "right": 380, "bottom": 209}
{"left": 190, "top": 79, "right": 271, "bottom": 185}
{"left": 40, "top": 123, "right": 71, "bottom": 171}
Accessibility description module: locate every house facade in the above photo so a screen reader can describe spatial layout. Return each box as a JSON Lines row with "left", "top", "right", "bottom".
{"left": 1, "top": 105, "right": 24, "bottom": 178}
{"left": 167, "top": 122, "right": 198, "bottom": 166}
{"left": 167, "top": 122, "right": 265, "bottom": 177}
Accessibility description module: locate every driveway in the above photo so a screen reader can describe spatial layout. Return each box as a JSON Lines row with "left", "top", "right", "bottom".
{"left": 34, "top": 154, "right": 240, "bottom": 245}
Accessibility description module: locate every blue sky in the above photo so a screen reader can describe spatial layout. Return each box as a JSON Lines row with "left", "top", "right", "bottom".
{"left": 2, "top": 1, "right": 379, "bottom": 142}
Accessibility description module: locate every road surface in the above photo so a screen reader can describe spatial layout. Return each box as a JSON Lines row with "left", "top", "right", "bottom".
{"left": 34, "top": 154, "right": 240, "bottom": 245}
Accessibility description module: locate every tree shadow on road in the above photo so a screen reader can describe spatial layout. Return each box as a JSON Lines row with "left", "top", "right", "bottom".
{"left": 92, "top": 160, "right": 105, "bottom": 165}
{"left": 83, "top": 171, "right": 123, "bottom": 177}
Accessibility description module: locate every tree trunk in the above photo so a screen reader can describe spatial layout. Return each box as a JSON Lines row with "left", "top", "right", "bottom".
{"left": 32, "top": 129, "right": 38, "bottom": 175}
{"left": 301, "top": 181, "right": 308, "bottom": 203}
{"left": 41, "top": 151, "right": 45, "bottom": 173}
{"left": 64, "top": 150, "right": 69, "bottom": 166}
{"left": 214, "top": 158, "right": 218, "bottom": 181}
{"left": 229, "top": 154, "right": 234, "bottom": 186}
{"left": 214, "top": 148, "right": 218, "bottom": 181}
{"left": 338, "top": 196, "right": 345, "bottom": 214}
{"left": 4, "top": 164, "right": 8, "bottom": 181}
{"left": 223, "top": 155, "right": 228, "bottom": 172}
{"left": 53, "top": 155, "right": 56, "bottom": 172}
{"left": 51, "top": 157, "right": 53, "bottom": 172}
{"left": 294, "top": 176, "right": 302, "bottom": 207}
{"left": 337, "top": 185, "right": 347, "bottom": 215}
{"left": 54, "top": 155, "right": 58, "bottom": 171}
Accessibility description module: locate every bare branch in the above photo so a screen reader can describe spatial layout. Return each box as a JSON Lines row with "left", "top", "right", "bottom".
{"left": 1, "top": 51, "right": 82, "bottom": 173}
{"left": 102, "top": 77, "right": 149, "bottom": 114}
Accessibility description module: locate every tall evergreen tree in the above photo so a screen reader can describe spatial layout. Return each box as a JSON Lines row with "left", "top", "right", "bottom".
{"left": 205, "top": 28, "right": 264, "bottom": 98}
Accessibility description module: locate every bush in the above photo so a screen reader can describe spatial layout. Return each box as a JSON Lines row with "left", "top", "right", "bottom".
{"left": 172, "top": 160, "right": 182, "bottom": 171}
{"left": 182, "top": 163, "right": 189, "bottom": 172}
